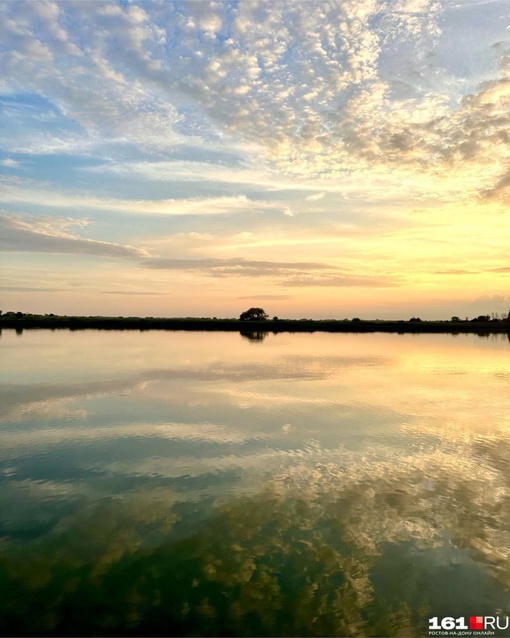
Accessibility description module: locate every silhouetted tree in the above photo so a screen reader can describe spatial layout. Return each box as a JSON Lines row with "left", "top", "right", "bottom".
{"left": 239, "top": 307, "right": 268, "bottom": 321}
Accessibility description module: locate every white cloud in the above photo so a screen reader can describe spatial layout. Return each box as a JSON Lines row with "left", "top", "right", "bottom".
{"left": 305, "top": 192, "right": 325, "bottom": 202}
{"left": 84, "top": 158, "right": 481, "bottom": 206}
{"left": 0, "top": 177, "right": 283, "bottom": 216}
{"left": 0, "top": 158, "right": 20, "bottom": 168}
{"left": 0, "top": 0, "right": 508, "bottom": 205}
{"left": 0, "top": 0, "right": 189, "bottom": 153}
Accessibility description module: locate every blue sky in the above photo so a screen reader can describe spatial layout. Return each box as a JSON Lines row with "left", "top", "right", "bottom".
{"left": 1, "top": 0, "right": 509, "bottom": 319}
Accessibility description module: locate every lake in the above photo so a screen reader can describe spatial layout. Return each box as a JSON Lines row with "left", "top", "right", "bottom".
{"left": 1, "top": 329, "right": 509, "bottom": 636}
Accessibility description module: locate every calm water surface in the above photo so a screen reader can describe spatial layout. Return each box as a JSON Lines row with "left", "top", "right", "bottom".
{"left": 0, "top": 330, "right": 509, "bottom": 636}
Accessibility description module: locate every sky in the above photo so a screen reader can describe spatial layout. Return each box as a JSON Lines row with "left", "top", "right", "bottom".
{"left": 0, "top": 0, "right": 509, "bottom": 320}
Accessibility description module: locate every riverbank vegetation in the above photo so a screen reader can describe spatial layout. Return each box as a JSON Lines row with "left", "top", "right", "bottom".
{"left": 0, "top": 310, "right": 508, "bottom": 334}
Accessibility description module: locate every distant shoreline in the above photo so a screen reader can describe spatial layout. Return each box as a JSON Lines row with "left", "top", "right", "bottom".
{"left": 1, "top": 314, "right": 509, "bottom": 334}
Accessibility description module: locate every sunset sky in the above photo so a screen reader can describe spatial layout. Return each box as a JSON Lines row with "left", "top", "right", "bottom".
{"left": 1, "top": 0, "right": 509, "bottom": 319}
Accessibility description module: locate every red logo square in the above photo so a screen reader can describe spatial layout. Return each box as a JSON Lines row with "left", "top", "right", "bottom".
{"left": 470, "top": 616, "right": 484, "bottom": 630}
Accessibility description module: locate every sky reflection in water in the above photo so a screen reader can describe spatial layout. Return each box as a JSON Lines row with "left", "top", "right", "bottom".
{"left": 0, "top": 330, "right": 509, "bottom": 636}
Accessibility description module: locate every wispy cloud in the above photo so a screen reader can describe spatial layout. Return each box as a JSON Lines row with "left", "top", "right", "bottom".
{"left": 0, "top": 178, "right": 282, "bottom": 216}
{"left": 305, "top": 192, "right": 326, "bottom": 202}
{"left": 0, "top": 285, "right": 65, "bottom": 293}
{"left": 100, "top": 290, "right": 167, "bottom": 296}
{"left": 144, "top": 257, "right": 400, "bottom": 288}
{"left": 280, "top": 274, "right": 401, "bottom": 288}
{"left": 0, "top": 212, "right": 147, "bottom": 258}
{"left": 238, "top": 295, "right": 294, "bottom": 301}
{"left": 144, "top": 257, "right": 337, "bottom": 275}
{"left": 489, "top": 267, "right": 510, "bottom": 273}
{"left": 0, "top": 158, "right": 21, "bottom": 168}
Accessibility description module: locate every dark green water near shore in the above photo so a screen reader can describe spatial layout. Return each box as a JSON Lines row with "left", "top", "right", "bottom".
{"left": 1, "top": 330, "right": 509, "bottom": 636}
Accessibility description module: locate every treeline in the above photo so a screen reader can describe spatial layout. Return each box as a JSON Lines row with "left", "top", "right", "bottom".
{"left": 0, "top": 311, "right": 509, "bottom": 334}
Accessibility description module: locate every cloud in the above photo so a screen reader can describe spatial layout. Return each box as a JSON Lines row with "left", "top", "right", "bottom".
{"left": 1, "top": 0, "right": 508, "bottom": 204}
{"left": 434, "top": 269, "right": 480, "bottom": 275}
{"left": 238, "top": 295, "right": 294, "bottom": 300}
{"left": 435, "top": 267, "right": 510, "bottom": 275}
{"left": 0, "top": 212, "right": 148, "bottom": 258}
{"left": 83, "top": 159, "right": 352, "bottom": 196}
{"left": 0, "top": 285, "right": 65, "bottom": 293}
{"left": 144, "top": 257, "right": 337, "bottom": 275}
{"left": 471, "top": 294, "right": 510, "bottom": 308}
{"left": 0, "top": 1, "right": 188, "bottom": 153}
{"left": 0, "top": 158, "right": 20, "bottom": 168}
{"left": 306, "top": 192, "right": 325, "bottom": 202}
{"left": 280, "top": 274, "right": 401, "bottom": 288}
{"left": 100, "top": 290, "right": 166, "bottom": 296}
{"left": 0, "top": 177, "right": 282, "bottom": 216}
{"left": 143, "top": 257, "right": 400, "bottom": 288}
{"left": 481, "top": 167, "right": 510, "bottom": 203}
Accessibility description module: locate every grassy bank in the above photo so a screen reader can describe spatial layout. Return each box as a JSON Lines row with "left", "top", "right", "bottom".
{"left": 0, "top": 313, "right": 509, "bottom": 334}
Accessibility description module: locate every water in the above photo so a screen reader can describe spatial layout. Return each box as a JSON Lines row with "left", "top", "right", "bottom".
{"left": 0, "top": 329, "right": 509, "bottom": 636}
